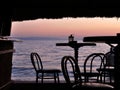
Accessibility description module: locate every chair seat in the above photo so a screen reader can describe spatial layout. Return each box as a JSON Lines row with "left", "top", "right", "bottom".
{"left": 37, "top": 69, "right": 61, "bottom": 73}
{"left": 37, "top": 69, "right": 61, "bottom": 81}
{"left": 81, "top": 72, "right": 100, "bottom": 82}
{"left": 81, "top": 72, "right": 100, "bottom": 77}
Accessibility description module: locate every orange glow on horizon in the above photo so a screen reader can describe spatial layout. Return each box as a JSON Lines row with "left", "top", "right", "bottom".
{"left": 11, "top": 17, "right": 120, "bottom": 38}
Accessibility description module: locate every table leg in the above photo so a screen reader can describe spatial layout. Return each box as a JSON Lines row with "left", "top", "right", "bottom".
{"left": 74, "top": 48, "right": 79, "bottom": 63}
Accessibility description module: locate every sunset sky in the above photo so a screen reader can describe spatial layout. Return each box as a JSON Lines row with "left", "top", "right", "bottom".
{"left": 11, "top": 17, "right": 120, "bottom": 39}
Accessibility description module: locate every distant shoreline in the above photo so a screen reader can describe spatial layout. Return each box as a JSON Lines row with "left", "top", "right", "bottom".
{"left": 10, "top": 36, "right": 82, "bottom": 41}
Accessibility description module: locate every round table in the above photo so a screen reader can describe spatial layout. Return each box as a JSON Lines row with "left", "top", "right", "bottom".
{"left": 56, "top": 41, "right": 96, "bottom": 63}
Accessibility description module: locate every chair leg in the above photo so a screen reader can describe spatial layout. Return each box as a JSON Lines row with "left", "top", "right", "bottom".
{"left": 97, "top": 75, "right": 101, "bottom": 82}
{"left": 36, "top": 73, "right": 38, "bottom": 83}
{"left": 54, "top": 72, "right": 60, "bottom": 83}
{"left": 57, "top": 73, "right": 60, "bottom": 83}
{"left": 54, "top": 73, "right": 57, "bottom": 83}
{"left": 97, "top": 76, "right": 99, "bottom": 82}
{"left": 41, "top": 73, "right": 44, "bottom": 84}
{"left": 99, "top": 74, "right": 103, "bottom": 83}
{"left": 85, "top": 76, "right": 88, "bottom": 82}
{"left": 104, "top": 72, "right": 106, "bottom": 83}
{"left": 109, "top": 72, "right": 112, "bottom": 84}
{"left": 36, "top": 78, "right": 38, "bottom": 83}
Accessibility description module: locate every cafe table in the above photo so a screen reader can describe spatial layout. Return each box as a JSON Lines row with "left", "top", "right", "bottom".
{"left": 83, "top": 33, "right": 120, "bottom": 89}
{"left": 56, "top": 41, "right": 96, "bottom": 63}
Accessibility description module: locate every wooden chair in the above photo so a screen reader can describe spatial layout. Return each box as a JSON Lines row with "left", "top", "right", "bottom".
{"left": 30, "top": 52, "right": 61, "bottom": 83}
{"left": 61, "top": 56, "right": 114, "bottom": 89}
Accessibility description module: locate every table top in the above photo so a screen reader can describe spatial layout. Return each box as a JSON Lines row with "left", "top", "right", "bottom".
{"left": 83, "top": 35, "right": 120, "bottom": 44}
{"left": 56, "top": 41, "right": 96, "bottom": 48}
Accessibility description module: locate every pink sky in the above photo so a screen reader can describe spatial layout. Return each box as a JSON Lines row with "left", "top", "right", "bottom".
{"left": 11, "top": 17, "right": 120, "bottom": 39}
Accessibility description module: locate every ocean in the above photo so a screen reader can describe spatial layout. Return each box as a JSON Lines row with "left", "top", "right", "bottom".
{"left": 11, "top": 37, "right": 111, "bottom": 81}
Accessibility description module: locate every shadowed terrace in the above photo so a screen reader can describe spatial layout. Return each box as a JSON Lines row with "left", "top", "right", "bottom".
{"left": 0, "top": 2, "right": 119, "bottom": 90}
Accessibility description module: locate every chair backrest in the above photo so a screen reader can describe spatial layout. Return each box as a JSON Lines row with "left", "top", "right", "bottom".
{"left": 30, "top": 52, "right": 43, "bottom": 71}
{"left": 84, "top": 53, "right": 105, "bottom": 74}
{"left": 104, "top": 46, "right": 115, "bottom": 67}
{"left": 61, "top": 56, "right": 82, "bottom": 85}
{"left": 105, "top": 51, "right": 114, "bottom": 67}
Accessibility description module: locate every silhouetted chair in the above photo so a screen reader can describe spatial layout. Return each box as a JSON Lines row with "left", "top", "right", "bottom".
{"left": 61, "top": 56, "right": 114, "bottom": 89}
{"left": 99, "top": 49, "right": 115, "bottom": 84}
{"left": 82, "top": 53, "right": 105, "bottom": 83}
{"left": 30, "top": 52, "right": 61, "bottom": 83}
{"left": 105, "top": 50, "right": 114, "bottom": 68}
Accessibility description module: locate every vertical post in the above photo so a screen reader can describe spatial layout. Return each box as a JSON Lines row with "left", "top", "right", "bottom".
{"left": 1, "top": 16, "right": 12, "bottom": 36}
{"left": 0, "top": 8, "right": 12, "bottom": 37}
{"left": 114, "top": 33, "right": 120, "bottom": 90}
{"left": 0, "top": 8, "right": 13, "bottom": 90}
{"left": 0, "top": 40, "right": 14, "bottom": 87}
{"left": 69, "top": 40, "right": 78, "bottom": 63}
{"left": 74, "top": 47, "right": 79, "bottom": 63}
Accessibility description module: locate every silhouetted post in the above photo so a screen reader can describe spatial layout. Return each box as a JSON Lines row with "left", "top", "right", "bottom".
{"left": 0, "top": 8, "right": 12, "bottom": 37}
{"left": 0, "top": 40, "right": 14, "bottom": 89}
{"left": 69, "top": 41, "right": 78, "bottom": 63}
{"left": 0, "top": 16, "right": 12, "bottom": 36}
{"left": 68, "top": 34, "right": 79, "bottom": 62}
{"left": 74, "top": 47, "right": 79, "bottom": 63}
{"left": 114, "top": 33, "right": 120, "bottom": 90}
{"left": 0, "top": 8, "right": 14, "bottom": 90}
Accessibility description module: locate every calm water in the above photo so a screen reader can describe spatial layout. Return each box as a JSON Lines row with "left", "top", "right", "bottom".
{"left": 11, "top": 38, "right": 111, "bottom": 81}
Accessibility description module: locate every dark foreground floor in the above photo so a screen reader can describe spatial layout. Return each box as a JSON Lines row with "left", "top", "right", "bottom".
{"left": 2, "top": 80, "right": 114, "bottom": 90}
